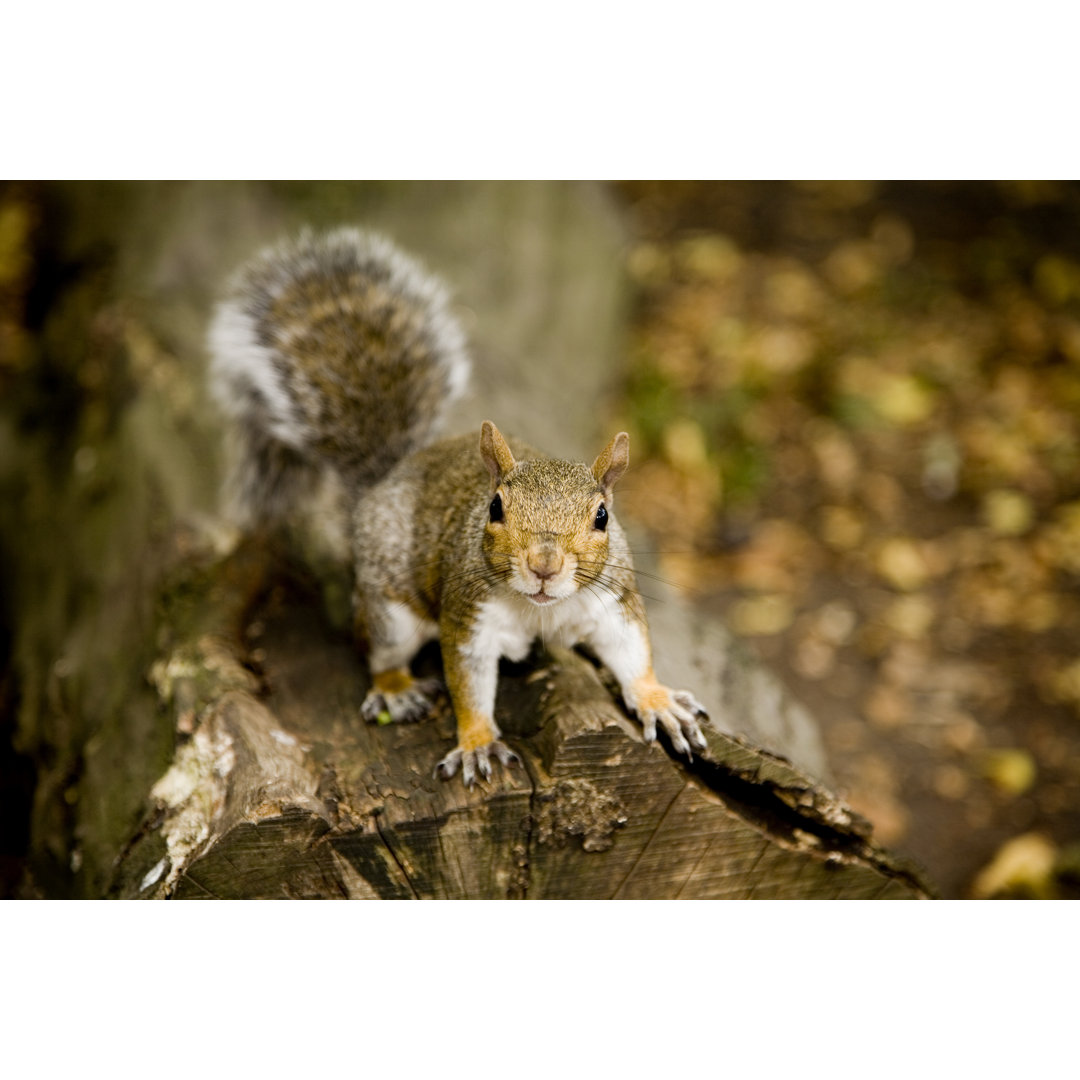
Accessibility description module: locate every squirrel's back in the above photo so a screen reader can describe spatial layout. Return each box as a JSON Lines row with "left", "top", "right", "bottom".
{"left": 208, "top": 228, "right": 470, "bottom": 526}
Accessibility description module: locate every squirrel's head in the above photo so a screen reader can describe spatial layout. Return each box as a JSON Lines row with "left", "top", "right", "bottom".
{"left": 479, "top": 420, "right": 629, "bottom": 607}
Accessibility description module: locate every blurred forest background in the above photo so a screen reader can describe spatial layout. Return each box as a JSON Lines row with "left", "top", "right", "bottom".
{"left": 613, "top": 181, "right": 1080, "bottom": 899}
{"left": 2, "top": 180, "right": 1079, "bottom": 899}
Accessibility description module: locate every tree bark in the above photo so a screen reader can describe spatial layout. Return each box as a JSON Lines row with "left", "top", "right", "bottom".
{"left": 1, "top": 181, "right": 931, "bottom": 899}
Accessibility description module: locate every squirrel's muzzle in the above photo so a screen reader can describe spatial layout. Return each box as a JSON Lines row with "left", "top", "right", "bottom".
{"left": 526, "top": 539, "right": 565, "bottom": 582}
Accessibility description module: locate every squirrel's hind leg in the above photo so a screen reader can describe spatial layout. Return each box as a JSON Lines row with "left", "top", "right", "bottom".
{"left": 357, "top": 596, "right": 441, "bottom": 725}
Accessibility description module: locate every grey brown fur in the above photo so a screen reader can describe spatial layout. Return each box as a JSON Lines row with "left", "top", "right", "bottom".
{"left": 208, "top": 228, "right": 469, "bottom": 527}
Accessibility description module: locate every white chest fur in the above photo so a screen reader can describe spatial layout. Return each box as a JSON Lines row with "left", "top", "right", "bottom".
{"left": 467, "top": 587, "right": 623, "bottom": 664}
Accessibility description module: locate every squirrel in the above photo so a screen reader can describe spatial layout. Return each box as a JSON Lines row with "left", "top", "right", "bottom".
{"left": 208, "top": 227, "right": 709, "bottom": 786}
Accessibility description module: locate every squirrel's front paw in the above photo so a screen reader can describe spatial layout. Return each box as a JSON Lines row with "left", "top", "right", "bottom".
{"left": 631, "top": 682, "right": 710, "bottom": 759}
{"left": 435, "top": 740, "right": 520, "bottom": 787}
{"left": 361, "top": 670, "right": 441, "bottom": 725}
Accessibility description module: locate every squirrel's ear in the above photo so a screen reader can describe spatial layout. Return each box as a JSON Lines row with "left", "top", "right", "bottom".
{"left": 480, "top": 421, "right": 516, "bottom": 488}
{"left": 592, "top": 431, "right": 630, "bottom": 493}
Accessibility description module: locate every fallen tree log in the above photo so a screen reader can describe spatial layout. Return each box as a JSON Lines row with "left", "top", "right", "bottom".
{"left": 109, "top": 538, "right": 928, "bottom": 899}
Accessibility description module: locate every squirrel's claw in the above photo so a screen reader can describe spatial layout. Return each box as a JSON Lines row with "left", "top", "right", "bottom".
{"left": 672, "top": 690, "right": 710, "bottom": 752}
{"left": 435, "top": 740, "right": 520, "bottom": 787}
{"left": 492, "top": 741, "right": 521, "bottom": 767}
{"left": 637, "top": 688, "right": 710, "bottom": 760}
{"left": 435, "top": 747, "right": 463, "bottom": 780}
{"left": 361, "top": 677, "right": 441, "bottom": 725}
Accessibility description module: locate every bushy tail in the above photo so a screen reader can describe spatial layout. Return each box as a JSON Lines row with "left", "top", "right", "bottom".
{"left": 208, "top": 228, "right": 470, "bottom": 528}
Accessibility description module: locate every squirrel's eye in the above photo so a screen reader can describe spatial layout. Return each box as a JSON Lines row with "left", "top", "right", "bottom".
{"left": 593, "top": 503, "right": 608, "bottom": 531}
{"left": 489, "top": 493, "right": 504, "bottom": 523}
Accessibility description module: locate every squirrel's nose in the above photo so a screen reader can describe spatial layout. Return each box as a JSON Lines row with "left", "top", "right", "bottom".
{"left": 527, "top": 545, "right": 564, "bottom": 581}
